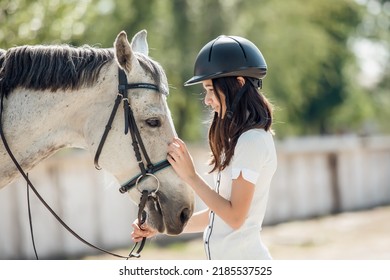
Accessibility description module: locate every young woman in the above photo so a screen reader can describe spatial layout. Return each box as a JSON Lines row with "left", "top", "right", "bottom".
{"left": 132, "top": 35, "right": 277, "bottom": 260}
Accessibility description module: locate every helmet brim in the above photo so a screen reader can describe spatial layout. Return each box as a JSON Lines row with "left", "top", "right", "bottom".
{"left": 184, "top": 67, "right": 267, "bottom": 86}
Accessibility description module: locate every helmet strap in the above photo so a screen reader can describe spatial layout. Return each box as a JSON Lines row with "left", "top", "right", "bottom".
{"left": 248, "top": 78, "right": 262, "bottom": 89}
{"left": 226, "top": 81, "right": 250, "bottom": 119}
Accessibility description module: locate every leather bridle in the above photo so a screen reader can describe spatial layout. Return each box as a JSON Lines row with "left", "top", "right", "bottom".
{"left": 0, "top": 68, "right": 171, "bottom": 259}
{"left": 94, "top": 68, "right": 171, "bottom": 194}
{"left": 93, "top": 68, "right": 172, "bottom": 257}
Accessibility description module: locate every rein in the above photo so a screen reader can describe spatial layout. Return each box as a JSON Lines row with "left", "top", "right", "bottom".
{"left": 0, "top": 68, "right": 171, "bottom": 259}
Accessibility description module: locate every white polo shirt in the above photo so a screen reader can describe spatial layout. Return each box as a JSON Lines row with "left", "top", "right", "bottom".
{"left": 203, "top": 129, "right": 277, "bottom": 260}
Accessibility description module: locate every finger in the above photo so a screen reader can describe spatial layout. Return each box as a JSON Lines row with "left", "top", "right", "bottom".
{"left": 167, "top": 144, "right": 176, "bottom": 155}
{"left": 132, "top": 236, "right": 144, "bottom": 243}
{"left": 131, "top": 229, "right": 142, "bottom": 240}
{"left": 140, "top": 223, "right": 149, "bottom": 231}
{"left": 171, "top": 141, "right": 181, "bottom": 149}
{"left": 167, "top": 154, "right": 179, "bottom": 165}
{"left": 168, "top": 148, "right": 181, "bottom": 160}
{"left": 132, "top": 223, "right": 141, "bottom": 231}
{"left": 167, "top": 154, "right": 176, "bottom": 164}
{"left": 170, "top": 138, "right": 183, "bottom": 149}
{"left": 132, "top": 223, "right": 150, "bottom": 235}
{"left": 174, "top": 137, "right": 186, "bottom": 147}
{"left": 131, "top": 232, "right": 140, "bottom": 242}
{"left": 167, "top": 147, "right": 177, "bottom": 156}
{"left": 132, "top": 229, "right": 147, "bottom": 239}
{"left": 168, "top": 143, "right": 182, "bottom": 155}
{"left": 173, "top": 139, "right": 189, "bottom": 157}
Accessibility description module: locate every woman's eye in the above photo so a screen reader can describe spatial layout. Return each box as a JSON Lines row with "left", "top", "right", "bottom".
{"left": 145, "top": 118, "right": 161, "bottom": 128}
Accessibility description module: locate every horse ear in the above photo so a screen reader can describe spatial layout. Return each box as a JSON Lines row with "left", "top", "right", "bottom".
{"left": 114, "top": 31, "right": 137, "bottom": 73}
{"left": 130, "top": 30, "right": 149, "bottom": 56}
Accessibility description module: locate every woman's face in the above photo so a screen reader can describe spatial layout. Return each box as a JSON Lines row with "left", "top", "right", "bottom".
{"left": 202, "top": 79, "right": 226, "bottom": 118}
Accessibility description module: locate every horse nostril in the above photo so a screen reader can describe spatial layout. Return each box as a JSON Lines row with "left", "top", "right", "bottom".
{"left": 179, "top": 208, "right": 191, "bottom": 225}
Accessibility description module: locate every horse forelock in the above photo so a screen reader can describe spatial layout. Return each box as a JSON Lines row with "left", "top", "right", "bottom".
{"left": 0, "top": 44, "right": 114, "bottom": 97}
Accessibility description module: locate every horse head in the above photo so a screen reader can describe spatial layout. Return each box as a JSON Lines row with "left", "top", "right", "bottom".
{"left": 88, "top": 30, "right": 194, "bottom": 235}
{"left": 0, "top": 29, "right": 193, "bottom": 236}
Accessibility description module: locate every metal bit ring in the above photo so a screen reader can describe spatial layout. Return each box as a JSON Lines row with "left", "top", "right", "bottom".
{"left": 135, "top": 173, "right": 160, "bottom": 195}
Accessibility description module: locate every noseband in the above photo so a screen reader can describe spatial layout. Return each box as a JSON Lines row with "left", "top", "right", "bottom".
{"left": 94, "top": 68, "right": 171, "bottom": 194}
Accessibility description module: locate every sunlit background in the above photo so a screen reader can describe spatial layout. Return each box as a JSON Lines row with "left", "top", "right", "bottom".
{"left": 0, "top": 0, "right": 389, "bottom": 259}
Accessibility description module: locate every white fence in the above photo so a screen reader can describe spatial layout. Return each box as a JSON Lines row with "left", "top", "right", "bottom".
{"left": 264, "top": 135, "right": 390, "bottom": 224}
{"left": 1, "top": 135, "right": 390, "bottom": 259}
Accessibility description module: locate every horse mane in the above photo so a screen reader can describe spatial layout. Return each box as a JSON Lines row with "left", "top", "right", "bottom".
{"left": 0, "top": 44, "right": 114, "bottom": 97}
{"left": 0, "top": 49, "right": 5, "bottom": 68}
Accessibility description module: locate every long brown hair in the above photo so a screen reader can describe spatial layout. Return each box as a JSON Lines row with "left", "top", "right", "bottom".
{"left": 208, "top": 76, "right": 273, "bottom": 173}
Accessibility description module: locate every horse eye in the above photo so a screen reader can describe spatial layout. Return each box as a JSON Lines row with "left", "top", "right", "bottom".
{"left": 145, "top": 118, "right": 161, "bottom": 128}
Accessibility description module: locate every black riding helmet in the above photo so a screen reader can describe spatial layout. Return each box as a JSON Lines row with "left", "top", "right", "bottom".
{"left": 184, "top": 35, "right": 267, "bottom": 86}
{"left": 185, "top": 35, "right": 267, "bottom": 119}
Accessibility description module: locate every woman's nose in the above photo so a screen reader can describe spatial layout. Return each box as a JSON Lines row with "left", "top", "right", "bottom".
{"left": 204, "top": 92, "right": 212, "bottom": 106}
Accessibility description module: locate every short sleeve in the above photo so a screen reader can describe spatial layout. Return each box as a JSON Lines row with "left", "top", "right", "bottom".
{"left": 231, "top": 130, "right": 271, "bottom": 184}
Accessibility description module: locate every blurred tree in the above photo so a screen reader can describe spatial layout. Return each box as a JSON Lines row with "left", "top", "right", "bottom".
{"left": 0, "top": 0, "right": 93, "bottom": 46}
{"left": 302, "top": 0, "right": 363, "bottom": 134}
{"left": 353, "top": 0, "right": 390, "bottom": 134}
{"left": 164, "top": 0, "right": 229, "bottom": 140}
{"left": 237, "top": 0, "right": 363, "bottom": 136}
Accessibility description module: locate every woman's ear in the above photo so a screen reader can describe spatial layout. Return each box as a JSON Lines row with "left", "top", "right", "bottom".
{"left": 237, "top": 76, "right": 245, "bottom": 87}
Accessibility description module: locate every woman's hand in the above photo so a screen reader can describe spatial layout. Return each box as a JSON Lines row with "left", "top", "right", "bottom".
{"left": 131, "top": 219, "right": 158, "bottom": 243}
{"left": 167, "top": 137, "right": 197, "bottom": 184}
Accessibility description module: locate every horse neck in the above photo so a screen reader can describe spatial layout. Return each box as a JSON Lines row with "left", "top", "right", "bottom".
{"left": 0, "top": 67, "right": 116, "bottom": 188}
